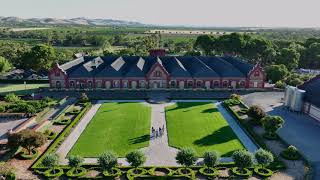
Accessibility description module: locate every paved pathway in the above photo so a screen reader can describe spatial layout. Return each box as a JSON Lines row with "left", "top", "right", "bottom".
{"left": 56, "top": 102, "right": 101, "bottom": 164}
{"left": 142, "top": 103, "right": 179, "bottom": 166}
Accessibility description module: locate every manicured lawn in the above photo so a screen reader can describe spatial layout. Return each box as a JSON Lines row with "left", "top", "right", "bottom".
{"left": 166, "top": 102, "right": 244, "bottom": 157}
{"left": 69, "top": 102, "right": 151, "bottom": 157}
{"left": 0, "top": 84, "right": 48, "bottom": 95}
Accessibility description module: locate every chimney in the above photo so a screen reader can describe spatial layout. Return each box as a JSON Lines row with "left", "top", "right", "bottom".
{"left": 149, "top": 49, "right": 166, "bottom": 57}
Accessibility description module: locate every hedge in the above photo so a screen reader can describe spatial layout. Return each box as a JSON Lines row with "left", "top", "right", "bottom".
{"left": 54, "top": 118, "right": 71, "bottom": 125}
{"left": 20, "top": 148, "right": 39, "bottom": 160}
{"left": 223, "top": 100, "right": 286, "bottom": 171}
{"left": 43, "top": 168, "right": 64, "bottom": 178}
{"left": 66, "top": 167, "right": 87, "bottom": 178}
{"left": 31, "top": 102, "right": 92, "bottom": 169}
{"left": 254, "top": 167, "right": 273, "bottom": 177}
{"left": 231, "top": 167, "right": 252, "bottom": 178}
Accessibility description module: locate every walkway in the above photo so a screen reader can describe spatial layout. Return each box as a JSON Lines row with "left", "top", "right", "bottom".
{"left": 142, "top": 103, "right": 179, "bottom": 166}
{"left": 56, "top": 102, "right": 102, "bottom": 164}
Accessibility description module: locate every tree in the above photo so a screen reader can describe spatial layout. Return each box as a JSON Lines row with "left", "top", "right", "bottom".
{"left": 42, "top": 153, "right": 59, "bottom": 173}
{"left": 277, "top": 48, "right": 300, "bottom": 70}
{"left": 68, "top": 155, "right": 84, "bottom": 173}
{"left": 23, "top": 44, "right": 57, "bottom": 71}
{"left": 232, "top": 150, "right": 254, "bottom": 170}
{"left": 175, "top": 147, "right": 197, "bottom": 168}
{"left": 261, "top": 116, "right": 285, "bottom": 137}
{"left": 79, "top": 93, "right": 89, "bottom": 103}
{"left": 194, "top": 35, "right": 215, "bottom": 55}
{"left": 0, "top": 56, "right": 12, "bottom": 73}
{"left": 126, "top": 150, "right": 146, "bottom": 170}
{"left": 247, "top": 105, "right": 266, "bottom": 122}
{"left": 4, "top": 93, "right": 21, "bottom": 103}
{"left": 203, "top": 151, "right": 220, "bottom": 168}
{"left": 8, "top": 129, "right": 46, "bottom": 154}
{"left": 266, "top": 64, "right": 289, "bottom": 83}
{"left": 254, "top": 149, "right": 274, "bottom": 168}
{"left": 98, "top": 151, "right": 118, "bottom": 173}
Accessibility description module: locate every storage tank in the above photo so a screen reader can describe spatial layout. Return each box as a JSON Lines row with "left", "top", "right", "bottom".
{"left": 290, "top": 88, "right": 306, "bottom": 112}
{"left": 284, "top": 86, "right": 295, "bottom": 107}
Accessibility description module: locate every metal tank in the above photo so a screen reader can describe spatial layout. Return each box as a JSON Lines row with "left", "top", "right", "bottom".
{"left": 290, "top": 88, "right": 306, "bottom": 112}
{"left": 284, "top": 86, "right": 295, "bottom": 107}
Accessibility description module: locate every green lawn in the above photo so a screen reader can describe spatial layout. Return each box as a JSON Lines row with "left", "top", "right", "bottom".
{"left": 69, "top": 102, "right": 151, "bottom": 157}
{"left": 165, "top": 102, "right": 244, "bottom": 157}
{"left": 0, "top": 83, "right": 48, "bottom": 95}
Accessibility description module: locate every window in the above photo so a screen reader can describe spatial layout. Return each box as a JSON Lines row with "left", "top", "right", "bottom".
{"left": 223, "top": 81, "right": 228, "bottom": 88}
{"left": 196, "top": 81, "right": 203, "bottom": 88}
{"left": 123, "top": 81, "right": 128, "bottom": 88}
{"left": 69, "top": 81, "right": 75, "bottom": 88}
{"left": 88, "top": 81, "right": 93, "bottom": 89}
{"left": 55, "top": 71, "right": 60, "bottom": 76}
{"left": 254, "top": 71, "right": 260, "bottom": 77}
{"left": 140, "top": 81, "right": 145, "bottom": 88}
{"left": 213, "top": 81, "right": 219, "bottom": 88}
{"left": 56, "top": 81, "right": 61, "bottom": 88}
{"left": 170, "top": 81, "right": 176, "bottom": 88}
{"left": 155, "top": 71, "right": 161, "bottom": 77}
{"left": 240, "top": 81, "right": 246, "bottom": 88}
{"left": 187, "top": 81, "right": 193, "bottom": 88}
{"left": 96, "top": 81, "right": 101, "bottom": 88}
{"left": 113, "top": 81, "right": 120, "bottom": 88}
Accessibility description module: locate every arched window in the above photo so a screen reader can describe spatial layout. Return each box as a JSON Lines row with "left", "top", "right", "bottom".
{"left": 170, "top": 81, "right": 176, "bottom": 88}
{"left": 213, "top": 81, "right": 219, "bottom": 88}
{"left": 56, "top": 81, "right": 61, "bottom": 88}
{"left": 69, "top": 81, "right": 75, "bottom": 88}
{"left": 140, "top": 81, "right": 145, "bottom": 88}
{"left": 196, "top": 81, "right": 203, "bottom": 88}
{"left": 223, "top": 81, "right": 228, "bottom": 88}
{"left": 123, "top": 81, "right": 128, "bottom": 88}
{"left": 187, "top": 81, "right": 193, "bottom": 88}
{"left": 113, "top": 81, "right": 120, "bottom": 88}
{"left": 88, "top": 81, "right": 93, "bottom": 89}
{"left": 240, "top": 81, "right": 246, "bottom": 88}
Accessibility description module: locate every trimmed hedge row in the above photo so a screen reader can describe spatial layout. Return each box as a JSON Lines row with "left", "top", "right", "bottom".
{"left": 31, "top": 102, "right": 92, "bottom": 169}
{"left": 223, "top": 100, "right": 286, "bottom": 171}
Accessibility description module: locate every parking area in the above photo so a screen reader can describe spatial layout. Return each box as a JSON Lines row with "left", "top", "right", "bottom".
{"left": 243, "top": 92, "right": 320, "bottom": 179}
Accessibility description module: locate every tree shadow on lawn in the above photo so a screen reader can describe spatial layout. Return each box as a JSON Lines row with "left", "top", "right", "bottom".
{"left": 166, "top": 102, "right": 211, "bottom": 112}
{"left": 128, "top": 134, "right": 150, "bottom": 144}
{"left": 201, "top": 107, "right": 219, "bottom": 113}
{"left": 193, "top": 126, "right": 238, "bottom": 147}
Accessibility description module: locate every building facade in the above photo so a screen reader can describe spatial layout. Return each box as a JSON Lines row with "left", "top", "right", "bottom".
{"left": 299, "top": 75, "right": 320, "bottom": 122}
{"left": 49, "top": 55, "right": 265, "bottom": 90}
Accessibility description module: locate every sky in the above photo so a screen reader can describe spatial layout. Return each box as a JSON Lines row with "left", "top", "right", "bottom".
{"left": 1, "top": 0, "right": 320, "bottom": 27}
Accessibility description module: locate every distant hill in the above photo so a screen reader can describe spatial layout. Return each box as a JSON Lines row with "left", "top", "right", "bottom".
{"left": 0, "top": 16, "right": 147, "bottom": 27}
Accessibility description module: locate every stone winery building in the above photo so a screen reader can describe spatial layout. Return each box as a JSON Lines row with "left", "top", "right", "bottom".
{"left": 49, "top": 54, "right": 265, "bottom": 90}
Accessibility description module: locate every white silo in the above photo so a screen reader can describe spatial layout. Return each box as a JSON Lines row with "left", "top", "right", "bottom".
{"left": 284, "top": 86, "right": 295, "bottom": 107}
{"left": 290, "top": 88, "right": 306, "bottom": 112}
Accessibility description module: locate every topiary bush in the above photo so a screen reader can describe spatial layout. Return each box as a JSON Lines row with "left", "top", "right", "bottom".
{"left": 223, "top": 99, "right": 240, "bottom": 106}
{"left": 280, "top": 145, "right": 301, "bottom": 160}
{"left": 203, "top": 151, "right": 220, "bottom": 168}
{"left": 232, "top": 150, "right": 254, "bottom": 177}
{"left": 254, "top": 167, "right": 273, "bottom": 177}
{"left": 43, "top": 130, "right": 57, "bottom": 140}
{"left": 20, "top": 148, "right": 39, "bottom": 160}
{"left": 66, "top": 167, "right": 87, "bottom": 178}
{"left": 261, "top": 116, "right": 284, "bottom": 140}
{"left": 126, "top": 150, "right": 146, "bottom": 169}
{"left": 43, "top": 167, "right": 64, "bottom": 178}
{"left": 231, "top": 167, "right": 252, "bottom": 178}
{"left": 98, "top": 151, "right": 118, "bottom": 174}
{"left": 254, "top": 148, "right": 274, "bottom": 168}
{"left": 247, "top": 105, "right": 266, "bottom": 124}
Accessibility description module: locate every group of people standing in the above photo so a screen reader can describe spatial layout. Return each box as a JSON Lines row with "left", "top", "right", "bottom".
{"left": 151, "top": 125, "right": 165, "bottom": 138}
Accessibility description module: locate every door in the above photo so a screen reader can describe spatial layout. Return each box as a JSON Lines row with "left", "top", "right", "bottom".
{"left": 105, "top": 81, "right": 111, "bottom": 89}
{"left": 153, "top": 82, "right": 158, "bottom": 89}
{"left": 254, "top": 82, "right": 258, "bottom": 88}
{"left": 131, "top": 81, "right": 137, "bottom": 89}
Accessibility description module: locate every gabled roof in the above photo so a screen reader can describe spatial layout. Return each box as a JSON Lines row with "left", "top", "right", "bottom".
{"left": 178, "top": 57, "right": 219, "bottom": 78}
{"left": 198, "top": 56, "right": 246, "bottom": 77}
{"left": 299, "top": 75, "right": 320, "bottom": 108}
{"left": 222, "top": 56, "right": 254, "bottom": 75}
{"left": 160, "top": 56, "right": 191, "bottom": 77}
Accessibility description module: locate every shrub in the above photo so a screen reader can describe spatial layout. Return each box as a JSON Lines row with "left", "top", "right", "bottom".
{"left": 176, "top": 147, "right": 197, "bottom": 168}
{"left": 230, "top": 94, "right": 241, "bottom": 101}
{"left": 0, "top": 162, "right": 15, "bottom": 179}
{"left": 261, "top": 116, "right": 285, "bottom": 139}
{"left": 0, "top": 105, "right": 5, "bottom": 113}
{"left": 281, "top": 145, "right": 300, "bottom": 160}
{"left": 274, "top": 81, "right": 286, "bottom": 89}
{"left": 126, "top": 150, "right": 146, "bottom": 168}
{"left": 98, "top": 151, "right": 118, "bottom": 173}
{"left": 254, "top": 167, "right": 273, "bottom": 177}
{"left": 223, "top": 99, "right": 240, "bottom": 106}
{"left": 232, "top": 150, "right": 254, "bottom": 170}
{"left": 247, "top": 105, "right": 266, "bottom": 122}
{"left": 44, "top": 130, "right": 56, "bottom": 140}
{"left": 54, "top": 118, "right": 71, "bottom": 125}
{"left": 20, "top": 148, "right": 39, "bottom": 159}
{"left": 231, "top": 167, "right": 252, "bottom": 178}
{"left": 8, "top": 129, "right": 46, "bottom": 155}
{"left": 254, "top": 148, "right": 274, "bottom": 167}
{"left": 66, "top": 167, "right": 87, "bottom": 178}
{"left": 68, "top": 155, "right": 84, "bottom": 173}
{"left": 42, "top": 153, "right": 59, "bottom": 173}
{"left": 43, "top": 167, "right": 64, "bottom": 178}
{"left": 79, "top": 93, "right": 89, "bottom": 103}
{"left": 4, "top": 93, "right": 21, "bottom": 103}
{"left": 203, "top": 151, "right": 220, "bottom": 168}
